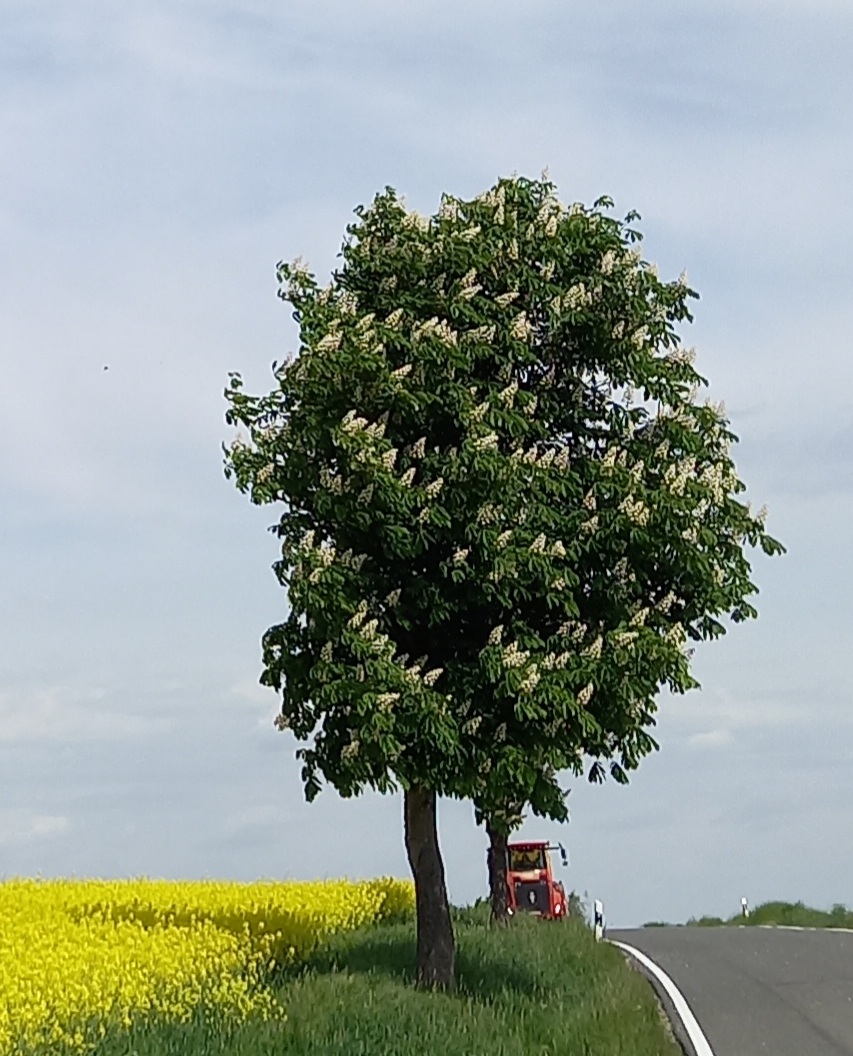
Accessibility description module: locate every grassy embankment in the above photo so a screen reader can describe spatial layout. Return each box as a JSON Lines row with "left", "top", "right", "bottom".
{"left": 644, "top": 900, "right": 853, "bottom": 929}
{"left": 49, "top": 903, "right": 681, "bottom": 1056}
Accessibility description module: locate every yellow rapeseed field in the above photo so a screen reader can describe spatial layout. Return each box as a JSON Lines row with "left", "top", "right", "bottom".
{"left": 0, "top": 875, "right": 414, "bottom": 1055}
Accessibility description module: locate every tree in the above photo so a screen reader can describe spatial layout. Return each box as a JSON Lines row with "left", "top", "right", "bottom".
{"left": 223, "top": 173, "right": 784, "bottom": 990}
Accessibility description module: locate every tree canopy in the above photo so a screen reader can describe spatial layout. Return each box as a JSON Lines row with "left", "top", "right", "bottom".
{"left": 223, "top": 172, "right": 784, "bottom": 985}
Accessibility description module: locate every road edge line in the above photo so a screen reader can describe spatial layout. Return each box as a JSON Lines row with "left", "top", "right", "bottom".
{"left": 608, "top": 939, "right": 716, "bottom": 1056}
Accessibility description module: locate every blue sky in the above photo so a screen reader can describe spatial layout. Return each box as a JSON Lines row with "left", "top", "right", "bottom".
{"left": 2, "top": 0, "right": 851, "bottom": 928}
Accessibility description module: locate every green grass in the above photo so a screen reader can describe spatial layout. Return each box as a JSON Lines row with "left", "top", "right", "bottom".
{"left": 643, "top": 900, "right": 853, "bottom": 930}
{"left": 45, "top": 905, "right": 682, "bottom": 1056}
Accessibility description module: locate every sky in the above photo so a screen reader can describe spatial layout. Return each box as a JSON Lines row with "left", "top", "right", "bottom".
{"left": 2, "top": 0, "right": 852, "bottom": 929}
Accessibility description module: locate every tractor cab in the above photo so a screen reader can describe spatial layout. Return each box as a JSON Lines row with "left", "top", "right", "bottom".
{"left": 506, "top": 840, "right": 569, "bottom": 920}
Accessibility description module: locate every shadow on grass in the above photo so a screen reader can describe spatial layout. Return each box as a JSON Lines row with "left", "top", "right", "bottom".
{"left": 277, "top": 919, "right": 546, "bottom": 1006}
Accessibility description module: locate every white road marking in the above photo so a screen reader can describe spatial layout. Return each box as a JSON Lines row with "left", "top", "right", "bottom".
{"left": 609, "top": 939, "right": 716, "bottom": 1056}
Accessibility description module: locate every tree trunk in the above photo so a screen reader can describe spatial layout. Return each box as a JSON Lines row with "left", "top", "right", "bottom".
{"left": 403, "top": 785, "right": 455, "bottom": 990}
{"left": 486, "top": 818, "right": 511, "bottom": 925}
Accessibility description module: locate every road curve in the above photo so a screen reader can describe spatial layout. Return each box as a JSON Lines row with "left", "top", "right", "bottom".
{"left": 608, "top": 925, "right": 853, "bottom": 1056}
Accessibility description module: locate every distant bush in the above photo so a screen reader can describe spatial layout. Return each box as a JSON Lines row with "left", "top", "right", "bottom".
{"left": 686, "top": 915, "right": 726, "bottom": 927}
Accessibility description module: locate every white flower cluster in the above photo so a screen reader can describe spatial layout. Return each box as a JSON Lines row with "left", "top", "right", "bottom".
{"left": 541, "top": 651, "right": 570, "bottom": 670}
{"left": 544, "top": 214, "right": 559, "bottom": 237}
{"left": 375, "top": 692, "right": 400, "bottom": 710}
{"left": 384, "top": 588, "right": 402, "bottom": 606}
{"left": 668, "top": 346, "right": 697, "bottom": 366}
{"left": 414, "top": 316, "right": 458, "bottom": 346}
{"left": 612, "top": 630, "right": 638, "bottom": 648}
{"left": 319, "top": 467, "right": 344, "bottom": 494}
{"left": 538, "top": 448, "right": 556, "bottom": 468}
{"left": 501, "top": 641, "right": 530, "bottom": 668}
{"left": 341, "top": 739, "right": 360, "bottom": 760}
{"left": 755, "top": 503, "right": 768, "bottom": 525}
{"left": 600, "top": 249, "right": 617, "bottom": 275}
{"left": 559, "top": 620, "right": 587, "bottom": 643}
{"left": 496, "top": 529, "right": 512, "bottom": 549}
{"left": 463, "top": 716, "right": 483, "bottom": 735}
{"left": 613, "top": 556, "right": 630, "bottom": 581}
{"left": 682, "top": 525, "right": 700, "bottom": 545}
{"left": 357, "top": 483, "right": 374, "bottom": 505}
{"left": 315, "top": 331, "right": 342, "bottom": 353}
{"left": 403, "top": 210, "right": 430, "bottom": 231}
{"left": 471, "top": 431, "right": 499, "bottom": 453}
{"left": 519, "top": 668, "right": 541, "bottom": 693}
{"left": 340, "top": 410, "right": 370, "bottom": 435}
{"left": 551, "top": 576, "right": 566, "bottom": 591}
{"left": 488, "top": 624, "right": 504, "bottom": 645}
{"left": 458, "top": 270, "right": 482, "bottom": 300}
{"left": 582, "top": 635, "right": 603, "bottom": 659}
{"left": 529, "top": 533, "right": 547, "bottom": 553}
{"left": 391, "top": 363, "right": 413, "bottom": 378}
{"left": 562, "top": 283, "right": 593, "bottom": 312}
{"left": 423, "top": 667, "right": 444, "bottom": 687}
{"left": 498, "top": 379, "right": 519, "bottom": 405}
{"left": 470, "top": 324, "right": 497, "bottom": 343}
{"left": 347, "top": 600, "right": 369, "bottom": 628}
{"left": 399, "top": 466, "right": 416, "bottom": 486}
{"left": 631, "top": 326, "right": 649, "bottom": 349}
{"left": 629, "top": 606, "right": 650, "bottom": 628}
{"left": 620, "top": 496, "right": 649, "bottom": 525}
{"left": 581, "top": 515, "right": 600, "bottom": 534}
{"left": 657, "top": 591, "right": 677, "bottom": 614}
{"left": 630, "top": 459, "right": 645, "bottom": 482}
{"left": 460, "top": 225, "right": 481, "bottom": 241}
{"left": 550, "top": 539, "right": 566, "bottom": 557}
{"left": 385, "top": 307, "right": 405, "bottom": 329}
{"left": 665, "top": 623, "right": 686, "bottom": 645}
{"left": 600, "top": 447, "right": 619, "bottom": 475}
{"left": 582, "top": 490, "right": 596, "bottom": 512}
{"left": 699, "top": 461, "right": 729, "bottom": 504}
{"left": 452, "top": 548, "right": 469, "bottom": 563}
{"left": 381, "top": 448, "right": 398, "bottom": 470}
{"left": 439, "top": 196, "right": 460, "bottom": 222}
{"left": 477, "top": 503, "right": 501, "bottom": 525}
{"left": 320, "top": 641, "right": 334, "bottom": 662}
{"left": 424, "top": 477, "right": 444, "bottom": 499}
{"left": 495, "top": 290, "right": 519, "bottom": 308}
{"left": 542, "top": 260, "right": 556, "bottom": 281}
{"left": 577, "top": 683, "right": 594, "bottom": 707}
{"left": 664, "top": 456, "right": 696, "bottom": 497}
{"left": 509, "top": 311, "right": 534, "bottom": 341}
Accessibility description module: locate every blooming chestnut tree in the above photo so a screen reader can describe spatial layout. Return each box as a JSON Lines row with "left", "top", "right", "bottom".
{"left": 223, "top": 173, "right": 784, "bottom": 989}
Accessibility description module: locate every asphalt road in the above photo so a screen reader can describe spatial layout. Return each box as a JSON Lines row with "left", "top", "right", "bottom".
{"left": 608, "top": 925, "right": 853, "bottom": 1056}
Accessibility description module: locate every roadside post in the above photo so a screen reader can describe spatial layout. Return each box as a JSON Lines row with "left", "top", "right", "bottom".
{"left": 741, "top": 897, "right": 750, "bottom": 919}
{"left": 593, "top": 899, "right": 605, "bottom": 941}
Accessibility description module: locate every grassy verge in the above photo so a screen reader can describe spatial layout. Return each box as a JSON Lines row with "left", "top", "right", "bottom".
{"left": 644, "top": 900, "right": 853, "bottom": 929}
{"left": 47, "top": 904, "right": 681, "bottom": 1056}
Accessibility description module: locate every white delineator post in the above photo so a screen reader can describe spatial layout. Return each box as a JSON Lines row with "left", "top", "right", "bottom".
{"left": 741, "top": 897, "right": 750, "bottom": 919}
{"left": 594, "top": 899, "right": 605, "bottom": 941}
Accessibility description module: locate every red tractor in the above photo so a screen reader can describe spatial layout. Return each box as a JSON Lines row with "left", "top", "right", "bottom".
{"left": 506, "top": 840, "right": 569, "bottom": 920}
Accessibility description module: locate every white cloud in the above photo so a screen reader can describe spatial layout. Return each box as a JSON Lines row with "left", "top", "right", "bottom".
{"left": 0, "top": 810, "right": 69, "bottom": 849}
{"left": 0, "top": 686, "right": 174, "bottom": 743}
{"left": 688, "top": 729, "right": 734, "bottom": 750}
